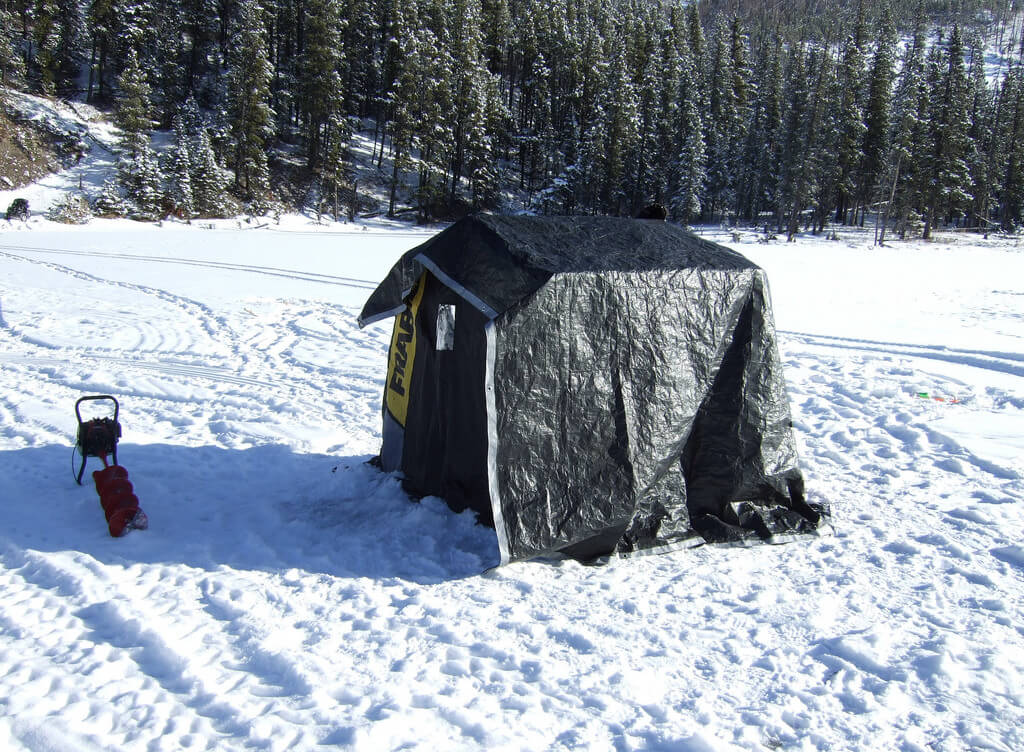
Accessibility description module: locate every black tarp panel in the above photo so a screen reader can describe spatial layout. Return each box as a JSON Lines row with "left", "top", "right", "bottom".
{"left": 680, "top": 272, "right": 821, "bottom": 542}
{"left": 492, "top": 267, "right": 779, "bottom": 561}
{"left": 400, "top": 274, "right": 492, "bottom": 523}
{"left": 493, "top": 273, "right": 640, "bottom": 560}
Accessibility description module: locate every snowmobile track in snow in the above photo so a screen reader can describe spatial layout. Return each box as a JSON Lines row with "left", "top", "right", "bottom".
{"left": 783, "top": 331, "right": 1024, "bottom": 378}
{"left": 0, "top": 244, "right": 379, "bottom": 291}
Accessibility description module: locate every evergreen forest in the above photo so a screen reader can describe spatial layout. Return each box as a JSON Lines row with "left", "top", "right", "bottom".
{"left": 3, "top": 0, "right": 1024, "bottom": 235}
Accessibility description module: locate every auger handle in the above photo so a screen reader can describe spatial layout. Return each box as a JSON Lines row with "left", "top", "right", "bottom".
{"left": 75, "top": 395, "right": 119, "bottom": 426}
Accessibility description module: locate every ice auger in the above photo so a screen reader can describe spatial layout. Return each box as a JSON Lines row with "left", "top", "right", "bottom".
{"left": 74, "top": 395, "right": 148, "bottom": 537}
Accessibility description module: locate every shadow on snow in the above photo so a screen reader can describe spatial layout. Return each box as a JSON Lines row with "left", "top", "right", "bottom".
{"left": 0, "top": 443, "right": 500, "bottom": 583}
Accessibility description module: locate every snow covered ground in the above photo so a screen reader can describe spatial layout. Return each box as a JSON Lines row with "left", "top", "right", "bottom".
{"left": 1, "top": 213, "right": 1022, "bottom": 752}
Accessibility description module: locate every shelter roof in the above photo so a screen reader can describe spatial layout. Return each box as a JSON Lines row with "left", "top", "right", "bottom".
{"left": 359, "top": 215, "right": 759, "bottom": 325}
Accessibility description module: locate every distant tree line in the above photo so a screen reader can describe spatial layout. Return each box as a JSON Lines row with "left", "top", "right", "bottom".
{"left": 3, "top": 0, "right": 1024, "bottom": 234}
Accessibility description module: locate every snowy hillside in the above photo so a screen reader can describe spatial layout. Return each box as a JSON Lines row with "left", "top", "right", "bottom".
{"left": 1, "top": 215, "right": 1022, "bottom": 751}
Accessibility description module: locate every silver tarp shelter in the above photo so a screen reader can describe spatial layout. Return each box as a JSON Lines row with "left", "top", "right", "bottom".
{"left": 359, "top": 215, "right": 827, "bottom": 564}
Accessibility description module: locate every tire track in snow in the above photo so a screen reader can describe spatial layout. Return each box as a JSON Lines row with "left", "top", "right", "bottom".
{"left": 0, "top": 382, "right": 72, "bottom": 446}
{"left": 0, "top": 314, "right": 384, "bottom": 454}
{"left": 0, "top": 249, "right": 233, "bottom": 357}
{"left": 0, "top": 250, "right": 313, "bottom": 421}
{"left": 228, "top": 301, "right": 387, "bottom": 407}
{"left": 262, "top": 226, "right": 434, "bottom": 240}
{"left": 2, "top": 236, "right": 383, "bottom": 510}
{"left": 90, "top": 353, "right": 275, "bottom": 390}
{"left": 0, "top": 250, "right": 385, "bottom": 414}
{"left": 0, "top": 243, "right": 379, "bottom": 291}
{"left": 0, "top": 343, "right": 279, "bottom": 399}
{"left": 783, "top": 330, "right": 1024, "bottom": 378}
{"left": 0, "top": 395, "right": 36, "bottom": 445}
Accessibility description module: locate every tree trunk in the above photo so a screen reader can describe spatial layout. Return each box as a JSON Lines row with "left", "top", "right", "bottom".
{"left": 389, "top": 155, "right": 400, "bottom": 218}
{"left": 923, "top": 191, "right": 937, "bottom": 240}
{"left": 87, "top": 39, "right": 97, "bottom": 101}
{"left": 878, "top": 154, "right": 900, "bottom": 246}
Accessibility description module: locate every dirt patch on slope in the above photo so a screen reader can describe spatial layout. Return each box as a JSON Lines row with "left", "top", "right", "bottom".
{"left": 0, "top": 108, "right": 66, "bottom": 191}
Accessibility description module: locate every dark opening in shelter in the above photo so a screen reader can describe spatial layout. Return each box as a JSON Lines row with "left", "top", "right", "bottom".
{"left": 359, "top": 215, "right": 828, "bottom": 564}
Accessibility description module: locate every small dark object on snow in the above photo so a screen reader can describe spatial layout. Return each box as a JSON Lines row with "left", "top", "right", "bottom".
{"left": 73, "top": 395, "right": 147, "bottom": 537}
{"left": 5, "top": 198, "right": 29, "bottom": 220}
{"left": 635, "top": 203, "right": 667, "bottom": 220}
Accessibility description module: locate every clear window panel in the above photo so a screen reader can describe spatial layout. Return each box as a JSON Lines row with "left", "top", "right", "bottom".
{"left": 437, "top": 304, "right": 456, "bottom": 351}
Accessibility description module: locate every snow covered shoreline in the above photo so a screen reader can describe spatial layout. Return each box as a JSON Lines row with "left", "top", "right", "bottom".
{"left": 1, "top": 219, "right": 1022, "bottom": 751}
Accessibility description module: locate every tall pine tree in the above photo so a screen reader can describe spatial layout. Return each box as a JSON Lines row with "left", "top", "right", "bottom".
{"left": 883, "top": 6, "right": 928, "bottom": 239}
{"left": 301, "top": 0, "right": 346, "bottom": 171}
{"left": 832, "top": 34, "right": 866, "bottom": 224}
{"left": 922, "top": 26, "right": 973, "bottom": 239}
{"left": 670, "top": 18, "right": 705, "bottom": 224}
{"left": 31, "top": 0, "right": 60, "bottom": 93}
{"left": 857, "top": 5, "right": 897, "bottom": 223}
{"left": 704, "top": 16, "right": 732, "bottom": 221}
{"left": 1, "top": 0, "right": 26, "bottom": 88}
{"left": 965, "top": 30, "right": 995, "bottom": 230}
{"left": 447, "top": 0, "right": 491, "bottom": 207}
{"left": 115, "top": 45, "right": 164, "bottom": 219}
{"left": 192, "top": 127, "right": 231, "bottom": 217}
{"left": 86, "top": 0, "right": 120, "bottom": 102}
{"left": 226, "top": 0, "right": 274, "bottom": 203}
{"left": 167, "top": 109, "right": 196, "bottom": 218}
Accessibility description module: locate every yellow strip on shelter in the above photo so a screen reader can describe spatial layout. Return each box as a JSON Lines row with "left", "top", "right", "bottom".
{"left": 385, "top": 274, "right": 426, "bottom": 428}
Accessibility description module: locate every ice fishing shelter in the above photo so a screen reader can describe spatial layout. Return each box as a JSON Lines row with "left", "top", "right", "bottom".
{"left": 359, "top": 215, "right": 826, "bottom": 564}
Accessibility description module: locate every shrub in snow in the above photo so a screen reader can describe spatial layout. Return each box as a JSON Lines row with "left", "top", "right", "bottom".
{"left": 165, "top": 144, "right": 194, "bottom": 219}
{"left": 118, "top": 145, "right": 165, "bottom": 221}
{"left": 191, "top": 130, "right": 232, "bottom": 218}
{"left": 900, "top": 209, "right": 925, "bottom": 239}
{"left": 165, "top": 108, "right": 197, "bottom": 220}
{"left": 5, "top": 197, "right": 28, "bottom": 220}
{"left": 93, "top": 180, "right": 128, "bottom": 218}
{"left": 47, "top": 193, "right": 91, "bottom": 224}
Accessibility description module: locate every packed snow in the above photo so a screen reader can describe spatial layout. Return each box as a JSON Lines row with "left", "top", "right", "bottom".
{"left": 1, "top": 206, "right": 1023, "bottom": 751}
